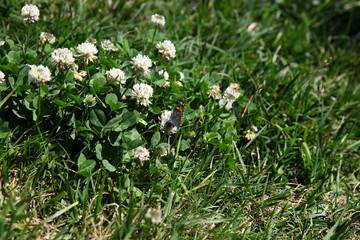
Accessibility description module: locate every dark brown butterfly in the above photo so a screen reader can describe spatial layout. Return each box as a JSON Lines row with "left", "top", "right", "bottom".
{"left": 169, "top": 98, "right": 187, "bottom": 129}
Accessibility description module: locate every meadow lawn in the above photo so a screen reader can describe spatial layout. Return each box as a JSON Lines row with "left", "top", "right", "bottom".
{"left": 0, "top": 1, "right": 360, "bottom": 239}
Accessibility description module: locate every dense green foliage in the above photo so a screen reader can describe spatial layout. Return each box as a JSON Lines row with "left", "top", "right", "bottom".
{"left": 0, "top": 0, "right": 360, "bottom": 239}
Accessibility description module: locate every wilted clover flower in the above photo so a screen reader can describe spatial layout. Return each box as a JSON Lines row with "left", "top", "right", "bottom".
{"left": 51, "top": 48, "right": 75, "bottom": 69}
{"left": 159, "top": 110, "right": 177, "bottom": 134}
{"left": 131, "top": 54, "right": 152, "bottom": 74}
{"left": 244, "top": 130, "right": 256, "bottom": 141}
{"left": 145, "top": 208, "right": 162, "bottom": 224}
{"left": 207, "top": 85, "right": 221, "bottom": 99}
{"left": 83, "top": 94, "right": 96, "bottom": 107}
{"left": 106, "top": 68, "right": 126, "bottom": 85}
{"left": 76, "top": 42, "right": 98, "bottom": 64}
{"left": 219, "top": 85, "right": 240, "bottom": 110}
{"left": 151, "top": 14, "right": 165, "bottom": 27}
{"left": 73, "top": 70, "right": 87, "bottom": 82}
{"left": 229, "top": 83, "right": 240, "bottom": 90}
{"left": 21, "top": 4, "right": 40, "bottom": 23}
{"left": 156, "top": 40, "right": 176, "bottom": 60}
{"left": 39, "top": 32, "right": 55, "bottom": 44}
{"left": 0, "top": 71, "right": 5, "bottom": 83}
{"left": 130, "top": 83, "right": 153, "bottom": 106}
{"left": 133, "top": 147, "right": 150, "bottom": 165}
{"left": 101, "top": 39, "right": 117, "bottom": 51}
{"left": 28, "top": 65, "right": 51, "bottom": 85}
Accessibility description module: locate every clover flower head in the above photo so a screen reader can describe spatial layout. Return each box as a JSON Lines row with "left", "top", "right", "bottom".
{"left": 76, "top": 42, "right": 98, "bottom": 64}
{"left": 130, "top": 83, "right": 153, "bottom": 106}
{"left": 145, "top": 208, "right": 162, "bottom": 224}
{"left": 0, "top": 41, "right": 5, "bottom": 47}
{"left": 106, "top": 68, "right": 126, "bottom": 85}
{"left": 224, "top": 86, "right": 241, "bottom": 102}
{"left": 178, "top": 71, "right": 184, "bottom": 81}
{"left": 131, "top": 54, "right": 152, "bottom": 75}
{"left": 51, "top": 48, "right": 75, "bottom": 69}
{"left": 0, "top": 71, "right": 5, "bottom": 83}
{"left": 219, "top": 85, "right": 240, "bottom": 110}
{"left": 83, "top": 94, "right": 96, "bottom": 107}
{"left": 74, "top": 70, "right": 87, "bottom": 82}
{"left": 159, "top": 110, "right": 177, "bottom": 134}
{"left": 86, "top": 37, "right": 97, "bottom": 44}
{"left": 101, "top": 39, "right": 118, "bottom": 51}
{"left": 28, "top": 65, "right": 51, "bottom": 85}
{"left": 207, "top": 85, "right": 221, "bottom": 99}
{"left": 229, "top": 83, "right": 240, "bottom": 90}
{"left": 158, "top": 69, "right": 169, "bottom": 80}
{"left": 247, "top": 22, "right": 258, "bottom": 32}
{"left": 244, "top": 129, "right": 256, "bottom": 141}
{"left": 132, "top": 147, "right": 150, "bottom": 164}
{"left": 156, "top": 40, "right": 176, "bottom": 60}
{"left": 21, "top": 4, "right": 40, "bottom": 23}
{"left": 156, "top": 145, "right": 167, "bottom": 157}
{"left": 151, "top": 14, "right": 165, "bottom": 27}
{"left": 39, "top": 32, "right": 56, "bottom": 44}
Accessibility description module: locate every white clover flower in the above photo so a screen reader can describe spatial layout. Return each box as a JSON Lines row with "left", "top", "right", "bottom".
{"left": 156, "top": 40, "right": 176, "bottom": 60}
{"left": 76, "top": 42, "right": 98, "bottom": 64}
{"left": 219, "top": 98, "right": 233, "bottom": 110}
{"left": 28, "top": 65, "right": 51, "bottom": 85}
{"left": 151, "top": 14, "right": 165, "bottom": 27}
{"left": 178, "top": 71, "right": 184, "bottom": 81}
{"left": 159, "top": 110, "right": 177, "bottom": 134}
{"left": 133, "top": 147, "right": 150, "bottom": 164}
{"left": 156, "top": 145, "right": 167, "bottom": 157}
{"left": 0, "top": 41, "right": 5, "bottom": 47}
{"left": 39, "top": 32, "right": 56, "bottom": 44}
{"left": 130, "top": 83, "right": 153, "bottom": 106}
{"left": 175, "top": 81, "right": 183, "bottom": 87}
{"left": 0, "top": 71, "right": 5, "bottom": 83}
{"left": 51, "top": 48, "right": 75, "bottom": 69}
{"left": 224, "top": 86, "right": 241, "bottom": 102}
{"left": 101, "top": 39, "right": 117, "bottom": 51}
{"left": 83, "top": 94, "right": 96, "bottom": 107}
{"left": 131, "top": 54, "right": 152, "bottom": 74}
{"left": 21, "top": 4, "right": 40, "bottom": 23}
{"left": 219, "top": 85, "right": 240, "bottom": 110}
{"left": 145, "top": 208, "right": 162, "bottom": 224}
{"left": 158, "top": 69, "right": 169, "bottom": 80}
{"left": 207, "top": 85, "right": 221, "bottom": 99}
{"left": 106, "top": 68, "right": 126, "bottom": 85}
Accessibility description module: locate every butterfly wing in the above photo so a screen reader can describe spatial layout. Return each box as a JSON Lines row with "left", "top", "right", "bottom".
{"left": 170, "top": 98, "right": 187, "bottom": 128}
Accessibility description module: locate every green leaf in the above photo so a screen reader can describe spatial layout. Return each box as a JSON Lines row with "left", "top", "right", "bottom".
{"left": 151, "top": 132, "right": 161, "bottom": 147}
{"left": 204, "top": 132, "right": 221, "bottom": 145}
{"left": 105, "top": 93, "right": 122, "bottom": 111}
{"left": 90, "top": 109, "right": 106, "bottom": 127}
{"left": 104, "top": 115, "right": 123, "bottom": 132}
{"left": 95, "top": 142, "right": 102, "bottom": 160}
{"left": 102, "top": 160, "right": 116, "bottom": 172}
{"left": 180, "top": 139, "right": 191, "bottom": 151}
{"left": 7, "top": 51, "right": 22, "bottom": 64}
{"left": 78, "top": 153, "right": 96, "bottom": 178}
{"left": 0, "top": 125, "right": 10, "bottom": 139}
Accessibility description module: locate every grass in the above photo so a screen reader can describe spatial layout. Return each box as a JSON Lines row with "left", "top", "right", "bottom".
{"left": 0, "top": 0, "right": 360, "bottom": 239}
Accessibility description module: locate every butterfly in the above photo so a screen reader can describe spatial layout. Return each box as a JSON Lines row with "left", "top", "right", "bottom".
{"left": 167, "top": 98, "right": 187, "bottom": 129}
